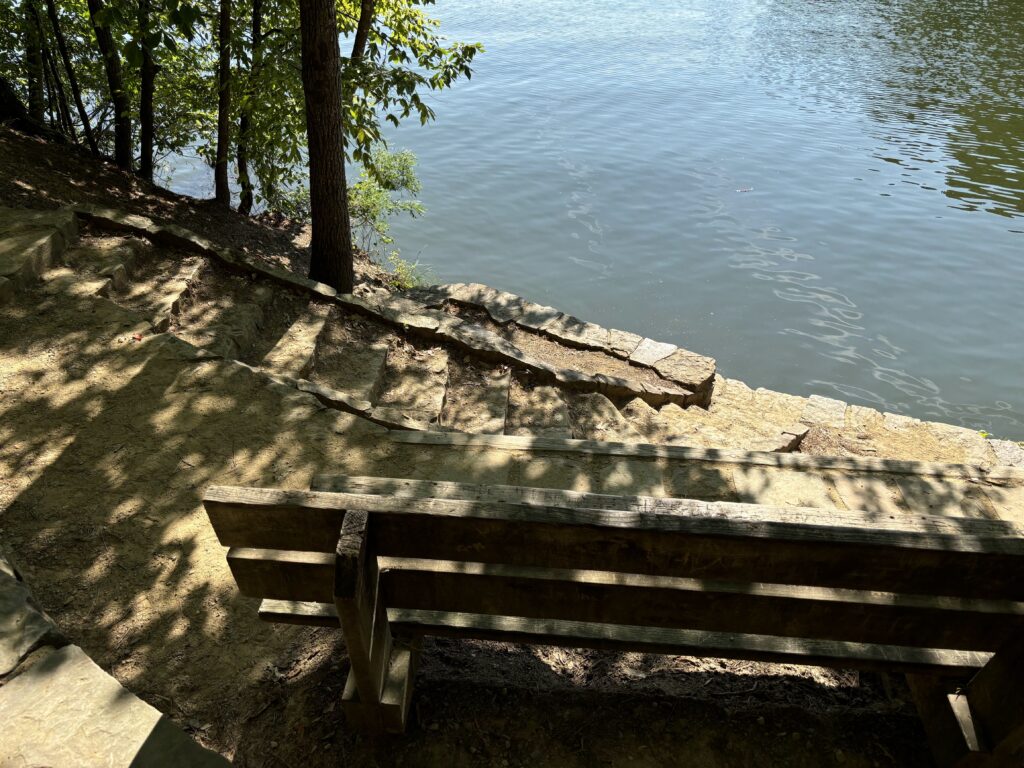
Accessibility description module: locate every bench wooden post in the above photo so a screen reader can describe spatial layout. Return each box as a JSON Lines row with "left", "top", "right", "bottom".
{"left": 965, "top": 628, "right": 1024, "bottom": 761}
{"left": 334, "top": 510, "right": 392, "bottom": 732}
{"left": 334, "top": 509, "right": 418, "bottom": 733}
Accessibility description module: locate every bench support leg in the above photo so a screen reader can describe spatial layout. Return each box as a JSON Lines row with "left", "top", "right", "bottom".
{"left": 341, "top": 638, "right": 421, "bottom": 734}
{"left": 335, "top": 510, "right": 395, "bottom": 733}
{"left": 906, "top": 674, "right": 1017, "bottom": 768}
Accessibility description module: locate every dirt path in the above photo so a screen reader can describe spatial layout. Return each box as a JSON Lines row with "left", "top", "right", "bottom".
{"left": 0, "top": 264, "right": 933, "bottom": 767}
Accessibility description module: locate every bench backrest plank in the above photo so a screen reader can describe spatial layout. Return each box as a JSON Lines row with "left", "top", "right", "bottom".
{"left": 206, "top": 483, "right": 1024, "bottom": 601}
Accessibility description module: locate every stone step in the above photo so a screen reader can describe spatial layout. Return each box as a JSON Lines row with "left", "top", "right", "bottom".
{"left": 62, "top": 233, "right": 154, "bottom": 296}
{"left": 308, "top": 310, "right": 394, "bottom": 404}
{"left": 0, "top": 208, "right": 77, "bottom": 296}
{"left": 565, "top": 392, "right": 643, "bottom": 442}
{"left": 621, "top": 396, "right": 806, "bottom": 453}
{"left": 505, "top": 375, "right": 572, "bottom": 437}
{"left": 439, "top": 359, "right": 511, "bottom": 434}
{"left": 258, "top": 301, "right": 331, "bottom": 378}
{"left": 172, "top": 263, "right": 274, "bottom": 359}
{"left": 374, "top": 343, "right": 450, "bottom": 427}
{"left": 103, "top": 251, "right": 205, "bottom": 332}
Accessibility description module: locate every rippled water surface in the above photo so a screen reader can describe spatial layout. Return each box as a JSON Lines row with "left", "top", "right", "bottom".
{"left": 177, "top": 0, "right": 1024, "bottom": 437}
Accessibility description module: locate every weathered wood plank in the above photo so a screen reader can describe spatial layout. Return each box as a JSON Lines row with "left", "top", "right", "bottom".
{"left": 251, "top": 598, "right": 994, "bottom": 676}
{"left": 258, "top": 599, "right": 338, "bottom": 626}
{"left": 226, "top": 547, "right": 334, "bottom": 602}
{"left": 377, "top": 558, "right": 1024, "bottom": 651}
{"left": 341, "top": 645, "right": 419, "bottom": 734}
{"left": 208, "top": 486, "right": 1024, "bottom": 599}
{"left": 907, "top": 675, "right": 998, "bottom": 768}
{"left": 389, "top": 610, "right": 990, "bottom": 675}
{"left": 333, "top": 511, "right": 391, "bottom": 726}
{"left": 386, "top": 430, "right": 1024, "bottom": 481}
{"left": 966, "top": 629, "right": 1024, "bottom": 757}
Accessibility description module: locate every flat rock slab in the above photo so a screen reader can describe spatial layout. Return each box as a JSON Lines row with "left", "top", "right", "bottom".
{"left": 0, "top": 207, "right": 77, "bottom": 241}
{"left": 991, "top": 439, "right": 1024, "bottom": 468}
{"left": 629, "top": 338, "right": 677, "bottom": 367}
{"left": 0, "top": 645, "right": 229, "bottom": 767}
{"left": 539, "top": 313, "right": 610, "bottom": 351}
{"left": 800, "top": 394, "right": 848, "bottom": 429}
{"left": 652, "top": 349, "right": 717, "bottom": 394}
{"left": 0, "top": 557, "right": 62, "bottom": 677}
{"left": 608, "top": 328, "right": 643, "bottom": 359}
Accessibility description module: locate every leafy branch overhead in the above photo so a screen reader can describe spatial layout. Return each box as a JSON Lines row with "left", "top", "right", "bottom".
{"left": 0, "top": 0, "right": 481, "bottom": 212}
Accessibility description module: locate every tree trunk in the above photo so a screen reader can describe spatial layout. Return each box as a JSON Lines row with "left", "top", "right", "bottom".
{"left": 237, "top": 0, "right": 262, "bottom": 215}
{"left": 43, "top": 43, "right": 75, "bottom": 139}
{"left": 24, "top": 2, "right": 45, "bottom": 123}
{"left": 138, "top": 0, "right": 155, "bottom": 181}
{"left": 214, "top": 0, "right": 232, "bottom": 206}
{"left": 44, "top": 0, "right": 98, "bottom": 154}
{"left": 299, "top": 0, "right": 354, "bottom": 292}
{"left": 87, "top": 0, "right": 131, "bottom": 169}
{"left": 0, "top": 74, "right": 67, "bottom": 143}
{"left": 350, "top": 0, "right": 375, "bottom": 60}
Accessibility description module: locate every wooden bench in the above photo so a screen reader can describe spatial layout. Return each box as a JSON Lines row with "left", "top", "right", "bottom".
{"left": 204, "top": 474, "right": 1024, "bottom": 765}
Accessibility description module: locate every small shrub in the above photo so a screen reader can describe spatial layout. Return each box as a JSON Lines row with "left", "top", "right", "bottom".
{"left": 385, "top": 252, "right": 435, "bottom": 290}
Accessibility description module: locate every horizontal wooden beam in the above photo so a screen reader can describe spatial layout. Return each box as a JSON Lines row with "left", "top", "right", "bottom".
{"left": 208, "top": 485, "right": 1024, "bottom": 599}
{"left": 389, "top": 609, "right": 991, "bottom": 676}
{"left": 258, "top": 599, "right": 338, "bottom": 626}
{"left": 252, "top": 600, "right": 992, "bottom": 675}
{"left": 227, "top": 547, "right": 334, "bottom": 602}
{"left": 377, "top": 558, "right": 1024, "bottom": 651}
{"left": 386, "top": 430, "right": 1024, "bottom": 482}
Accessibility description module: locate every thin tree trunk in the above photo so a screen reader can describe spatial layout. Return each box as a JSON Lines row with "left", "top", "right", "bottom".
{"left": 24, "top": 2, "right": 45, "bottom": 123}
{"left": 349, "top": 0, "right": 375, "bottom": 60}
{"left": 299, "top": 0, "right": 354, "bottom": 292}
{"left": 138, "top": 0, "right": 155, "bottom": 181}
{"left": 87, "top": 0, "right": 131, "bottom": 169}
{"left": 44, "top": 0, "right": 97, "bottom": 153}
{"left": 43, "top": 43, "right": 75, "bottom": 139}
{"left": 41, "top": 44, "right": 57, "bottom": 127}
{"left": 237, "top": 0, "right": 262, "bottom": 215}
{"left": 214, "top": 0, "right": 232, "bottom": 205}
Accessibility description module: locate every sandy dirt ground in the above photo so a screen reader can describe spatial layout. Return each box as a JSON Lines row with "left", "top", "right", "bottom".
{"left": 0, "top": 128, "right": 938, "bottom": 766}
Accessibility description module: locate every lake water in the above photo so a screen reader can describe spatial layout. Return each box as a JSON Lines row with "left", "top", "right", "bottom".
{"left": 173, "top": 0, "right": 1024, "bottom": 439}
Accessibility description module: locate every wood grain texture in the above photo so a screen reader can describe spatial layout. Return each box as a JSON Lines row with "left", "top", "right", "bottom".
{"left": 388, "top": 609, "right": 990, "bottom": 675}
{"left": 208, "top": 484, "right": 1024, "bottom": 599}
{"left": 376, "top": 557, "right": 1024, "bottom": 651}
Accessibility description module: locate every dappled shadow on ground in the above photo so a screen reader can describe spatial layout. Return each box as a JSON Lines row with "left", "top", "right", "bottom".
{"left": 5, "top": 262, "right": 1013, "bottom": 765}
{"left": 0, "top": 127, "right": 306, "bottom": 277}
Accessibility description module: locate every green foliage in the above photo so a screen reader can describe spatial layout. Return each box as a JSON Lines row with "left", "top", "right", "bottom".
{"left": 0, "top": 0, "right": 481, "bottom": 221}
{"left": 384, "top": 252, "right": 434, "bottom": 290}
{"left": 348, "top": 145, "right": 424, "bottom": 253}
